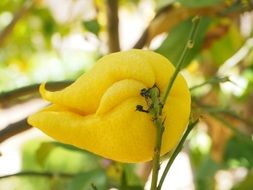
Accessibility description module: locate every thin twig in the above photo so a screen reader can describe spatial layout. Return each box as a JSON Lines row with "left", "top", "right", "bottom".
{"left": 221, "top": 110, "right": 253, "bottom": 127}
{"left": 208, "top": 107, "right": 253, "bottom": 127}
{"left": 150, "top": 119, "right": 164, "bottom": 190}
{"left": 0, "top": 81, "right": 73, "bottom": 106}
{"left": 190, "top": 76, "right": 230, "bottom": 91}
{"left": 209, "top": 113, "right": 252, "bottom": 143}
{"left": 0, "top": 81, "right": 73, "bottom": 143}
{"left": 162, "top": 16, "right": 200, "bottom": 104}
{"left": 105, "top": 0, "right": 120, "bottom": 52}
{"left": 157, "top": 120, "right": 198, "bottom": 190}
{"left": 0, "top": 118, "right": 32, "bottom": 143}
{"left": 0, "top": 81, "right": 74, "bottom": 143}
{"left": 191, "top": 99, "right": 252, "bottom": 143}
{"left": 0, "top": 171, "right": 73, "bottom": 179}
{"left": 138, "top": 86, "right": 164, "bottom": 190}
{"left": 150, "top": 16, "right": 201, "bottom": 190}
{"left": 192, "top": 98, "right": 253, "bottom": 128}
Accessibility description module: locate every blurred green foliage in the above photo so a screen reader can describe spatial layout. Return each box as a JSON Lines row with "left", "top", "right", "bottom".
{"left": 156, "top": 17, "right": 211, "bottom": 68}
{"left": 232, "top": 171, "right": 253, "bottom": 190}
{"left": 0, "top": 0, "right": 97, "bottom": 92}
{"left": 178, "top": 0, "right": 224, "bottom": 8}
{"left": 22, "top": 139, "right": 107, "bottom": 190}
{"left": 0, "top": 0, "right": 253, "bottom": 189}
{"left": 0, "top": 139, "right": 144, "bottom": 190}
{"left": 225, "top": 137, "right": 253, "bottom": 168}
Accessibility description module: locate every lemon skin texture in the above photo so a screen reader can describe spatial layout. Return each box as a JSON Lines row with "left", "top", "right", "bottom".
{"left": 28, "top": 49, "right": 191, "bottom": 163}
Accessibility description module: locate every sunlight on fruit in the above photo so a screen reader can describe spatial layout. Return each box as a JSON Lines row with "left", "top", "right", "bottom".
{"left": 28, "top": 49, "right": 191, "bottom": 163}
{"left": 1, "top": 0, "right": 253, "bottom": 189}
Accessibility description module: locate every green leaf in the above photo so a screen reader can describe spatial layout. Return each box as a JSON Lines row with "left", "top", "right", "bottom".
{"left": 177, "top": 0, "right": 223, "bottom": 8}
{"left": 36, "top": 142, "right": 84, "bottom": 167}
{"left": 120, "top": 170, "right": 128, "bottom": 188}
{"left": 120, "top": 170, "right": 144, "bottom": 190}
{"left": 36, "top": 141, "right": 98, "bottom": 168}
{"left": 210, "top": 24, "right": 244, "bottom": 66}
{"left": 156, "top": 17, "right": 211, "bottom": 68}
{"left": 36, "top": 142, "right": 57, "bottom": 167}
{"left": 68, "top": 170, "right": 107, "bottom": 190}
{"left": 195, "top": 156, "right": 221, "bottom": 190}
{"left": 224, "top": 136, "right": 253, "bottom": 168}
{"left": 83, "top": 19, "right": 100, "bottom": 36}
{"left": 21, "top": 139, "right": 69, "bottom": 190}
{"left": 123, "top": 164, "right": 144, "bottom": 186}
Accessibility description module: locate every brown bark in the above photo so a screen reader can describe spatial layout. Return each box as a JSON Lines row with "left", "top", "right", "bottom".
{"left": 0, "top": 118, "right": 31, "bottom": 144}
{"left": 105, "top": 0, "right": 120, "bottom": 53}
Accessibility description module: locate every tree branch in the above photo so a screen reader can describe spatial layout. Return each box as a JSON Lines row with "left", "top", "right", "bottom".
{"left": 0, "top": 0, "right": 37, "bottom": 47}
{"left": 0, "top": 171, "right": 73, "bottom": 179}
{"left": 192, "top": 98, "right": 253, "bottom": 146}
{"left": 192, "top": 98, "right": 253, "bottom": 128}
{"left": 0, "top": 81, "right": 73, "bottom": 143}
{"left": 105, "top": 0, "right": 120, "bottom": 53}
{"left": 210, "top": 113, "right": 252, "bottom": 143}
{"left": 0, "top": 118, "right": 32, "bottom": 144}
{"left": 0, "top": 81, "right": 73, "bottom": 108}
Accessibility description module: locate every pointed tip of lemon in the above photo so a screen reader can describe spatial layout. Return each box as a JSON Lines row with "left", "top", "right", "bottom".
{"left": 27, "top": 113, "right": 37, "bottom": 127}
{"left": 39, "top": 83, "right": 46, "bottom": 95}
{"left": 39, "top": 83, "right": 52, "bottom": 101}
{"left": 27, "top": 115, "right": 33, "bottom": 126}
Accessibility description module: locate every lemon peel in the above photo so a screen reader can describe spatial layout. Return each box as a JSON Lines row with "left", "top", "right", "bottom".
{"left": 28, "top": 49, "right": 191, "bottom": 163}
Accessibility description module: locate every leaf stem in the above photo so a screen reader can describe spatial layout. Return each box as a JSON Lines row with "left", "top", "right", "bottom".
{"left": 162, "top": 16, "right": 201, "bottom": 105}
{"left": 149, "top": 16, "right": 201, "bottom": 190}
{"left": 209, "top": 113, "right": 252, "bottom": 143}
{"left": 190, "top": 76, "right": 230, "bottom": 91}
{"left": 192, "top": 99, "right": 253, "bottom": 138}
{"left": 157, "top": 120, "right": 198, "bottom": 190}
{"left": 150, "top": 119, "right": 164, "bottom": 190}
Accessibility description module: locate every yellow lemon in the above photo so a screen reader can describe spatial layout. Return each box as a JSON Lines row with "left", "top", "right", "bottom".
{"left": 28, "top": 49, "right": 191, "bottom": 163}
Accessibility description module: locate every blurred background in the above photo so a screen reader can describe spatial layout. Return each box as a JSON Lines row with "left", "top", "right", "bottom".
{"left": 0, "top": 0, "right": 253, "bottom": 189}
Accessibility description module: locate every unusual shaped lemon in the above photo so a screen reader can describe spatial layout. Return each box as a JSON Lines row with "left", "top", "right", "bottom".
{"left": 28, "top": 49, "right": 190, "bottom": 163}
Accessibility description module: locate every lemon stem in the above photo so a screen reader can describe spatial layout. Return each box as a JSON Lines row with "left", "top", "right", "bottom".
{"left": 150, "top": 118, "right": 164, "bottom": 190}
{"left": 150, "top": 16, "right": 201, "bottom": 190}
{"left": 157, "top": 120, "right": 198, "bottom": 190}
{"left": 162, "top": 16, "right": 201, "bottom": 105}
